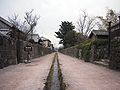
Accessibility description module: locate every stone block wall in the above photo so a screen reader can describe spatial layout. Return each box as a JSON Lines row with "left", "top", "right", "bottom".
{"left": 109, "top": 37, "right": 120, "bottom": 69}
{"left": 0, "top": 37, "right": 17, "bottom": 68}
{"left": 60, "top": 46, "right": 80, "bottom": 58}
{"left": 90, "top": 44, "right": 108, "bottom": 62}
{"left": 60, "top": 43, "right": 108, "bottom": 62}
{"left": 17, "top": 40, "right": 52, "bottom": 63}
{"left": 0, "top": 37, "right": 53, "bottom": 68}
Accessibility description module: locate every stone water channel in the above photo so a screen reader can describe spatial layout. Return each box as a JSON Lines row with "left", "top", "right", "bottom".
{"left": 44, "top": 53, "right": 65, "bottom": 90}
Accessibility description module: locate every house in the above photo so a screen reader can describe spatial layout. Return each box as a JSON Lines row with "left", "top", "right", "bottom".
{"left": 50, "top": 44, "right": 54, "bottom": 50}
{"left": 89, "top": 30, "right": 108, "bottom": 41}
{"left": 0, "top": 16, "right": 26, "bottom": 40}
{"left": 27, "top": 34, "right": 40, "bottom": 43}
{"left": 0, "top": 16, "right": 13, "bottom": 36}
{"left": 0, "top": 16, "right": 27, "bottom": 68}
{"left": 40, "top": 37, "right": 51, "bottom": 48}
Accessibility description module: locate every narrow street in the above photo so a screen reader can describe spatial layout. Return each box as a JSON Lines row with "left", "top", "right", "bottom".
{"left": 0, "top": 53, "right": 55, "bottom": 90}
{"left": 58, "top": 53, "right": 120, "bottom": 90}
{"left": 0, "top": 53, "right": 120, "bottom": 90}
{"left": 0, "top": 0, "right": 120, "bottom": 90}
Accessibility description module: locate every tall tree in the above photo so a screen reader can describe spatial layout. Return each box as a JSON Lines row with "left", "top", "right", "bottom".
{"left": 97, "top": 8, "right": 119, "bottom": 30}
{"left": 55, "top": 21, "right": 76, "bottom": 48}
{"left": 77, "top": 10, "right": 97, "bottom": 35}
{"left": 64, "top": 30, "right": 77, "bottom": 47}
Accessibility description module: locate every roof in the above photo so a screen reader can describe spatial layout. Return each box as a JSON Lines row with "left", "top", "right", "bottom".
{"left": 89, "top": 30, "right": 108, "bottom": 38}
{"left": 31, "top": 34, "right": 39, "bottom": 36}
{"left": 28, "top": 34, "right": 40, "bottom": 38}
{"left": 40, "top": 36, "right": 47, "bottom": 40}
{"left": 40, "top": 36, "right": 51, "bottom": 42}
{"left": 0, "top": 16, "right": 13, "bottom": 27}
{"left": 0, "top": 16, "right": 25, "bottom": 36}
{"left": 0, "top": 32, "right": 8, "bottom": 38}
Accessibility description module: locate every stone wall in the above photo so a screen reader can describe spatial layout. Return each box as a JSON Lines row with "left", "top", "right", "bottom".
{"left": 60, "top": 46, "right": 81, "bottom": 58}
{"left": 0, "top": 37, "right": 17, "bottom": 68}
{"left": 60, "top": 42, "right": 108, "bottom": 62}
{"left": 16, "top": 40, "right": 53, "bottom": 63}
{"left": 90, "top": 44, "right": 108, "bottom": 62}
{"left": 109, "top": 37, "right": 120, "bottom": 69}
{"left": 0, "top": 37, "right": 53, "bottom": 68}
{"left": 109, "top": 22, "right": 120, "bottom": 70}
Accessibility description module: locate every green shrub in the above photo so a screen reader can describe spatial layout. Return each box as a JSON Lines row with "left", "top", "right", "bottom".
{"left": 81, "top": 40, "right": 92, "bottom": 62}
{"left": 92, "top": 39, "right": 108, "bottom": 47}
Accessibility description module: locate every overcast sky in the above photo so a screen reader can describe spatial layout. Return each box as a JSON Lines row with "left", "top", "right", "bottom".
{"left": 0, "top": 0, "right": 120, "bottom": 47}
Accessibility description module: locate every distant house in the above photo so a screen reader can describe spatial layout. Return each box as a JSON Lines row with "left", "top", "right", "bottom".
{"left": 89, "top": 30, "right": 108, "bottom": 41}
{"left": 40, "top": 37, "right": 51, "bottom": 48}
{"left": 0, "top": 16, "right": 26, "bottom": 40}
{"left": 50, "top": 44, "right": 54, "bottom": 50}
{"left": 27, "top": 34, "right": 40, "bottom": 43}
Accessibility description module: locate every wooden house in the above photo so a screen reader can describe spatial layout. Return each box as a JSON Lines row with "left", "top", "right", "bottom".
{"left": 89, "top": 30, "right": 108, "bottom": 41}
{"left": 40, "top": 37, "right": 51, "bottom": 48}
{"left": 0, "top": 16, "right": 26, "bottom": 40}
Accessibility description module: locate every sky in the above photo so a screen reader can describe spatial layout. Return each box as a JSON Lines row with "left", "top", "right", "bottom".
{"left": 0, "top": 0, "right": 120, "bottom": 48}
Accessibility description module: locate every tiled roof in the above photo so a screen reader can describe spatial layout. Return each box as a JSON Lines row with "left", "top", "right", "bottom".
{"left": 89, "top": 30, "right": 108, "bottom": 38}
{"left": 40, "top": 36, "right": 50, "bottom": 41}
{"left": 92, "top": 30, "right": 108, "bottom": 36}
{"left": 0, "top": 16, "right": 13, "bottom": 27}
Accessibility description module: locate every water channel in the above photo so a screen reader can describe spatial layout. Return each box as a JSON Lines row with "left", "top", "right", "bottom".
{"left": 50, "top": 56, "right": 60, "bottom": 90}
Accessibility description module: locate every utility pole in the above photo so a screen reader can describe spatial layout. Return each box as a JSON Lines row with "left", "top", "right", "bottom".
{"left": 108, "top": 21, "right": 111, "bottom": 60}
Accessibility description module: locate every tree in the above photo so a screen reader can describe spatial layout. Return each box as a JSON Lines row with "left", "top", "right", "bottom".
{"left": 24, "top": 9, "right": 40, "bottom": 38}
{"left": 75, "top": 33, "right": 87, "bottom": 44}
{"left": 64, "top": 30, "right": 77, "bottom": 47}
{"left": 8, "top": 14, "right": 24, "bottom": 31}
{"left": 55, "top": 21, "right": 77, "bottom": 48}
{"left": 77, "top": 10, "right": 97, "bottom": 35}
{"left": 97, "top": 8, "right": 119, "bottom": 30}
{"left": 8, "top": 9, "right": 40, "bottom": 39}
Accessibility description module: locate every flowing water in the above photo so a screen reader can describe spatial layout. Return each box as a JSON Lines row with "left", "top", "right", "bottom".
{"left": 50, "top": 57, "right": 60, "bottom": 90}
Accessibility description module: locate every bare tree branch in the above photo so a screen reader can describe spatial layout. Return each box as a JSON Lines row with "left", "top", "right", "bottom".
{"left": 77, "top": 10, "right": 98, "bottom": 35}
{"left": 24, "top": 9, "right": 40, "bottom": 38}
{"left": 8, "top": 9, "right": 40, "bottom": 39}
{"left": 97, "top": 8, "right": 120, "bottom": 30}
{"left": 8, "top": 14, "right": 21, "bottom": 29}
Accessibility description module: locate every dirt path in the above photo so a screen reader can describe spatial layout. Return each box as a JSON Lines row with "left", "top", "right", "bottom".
{"left": 0, "top": 53, "right": 55, "bottom": 90}
{"left": 58, "top": 53, "right": 120, "bottom": 90}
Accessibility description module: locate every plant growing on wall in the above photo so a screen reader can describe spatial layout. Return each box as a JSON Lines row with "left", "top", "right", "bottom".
{"left": 81, "top": 40, "right": 92, "bottom": 62}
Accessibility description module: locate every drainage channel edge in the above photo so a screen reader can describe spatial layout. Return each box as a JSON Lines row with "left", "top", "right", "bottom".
{"left": 43, "top": 52, "right": 66, "bottom": 90}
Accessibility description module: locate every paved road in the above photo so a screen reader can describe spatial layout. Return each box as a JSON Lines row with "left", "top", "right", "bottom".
{"left": 0, "top": 53, "right": 55, "bottom": 90}
{"left": 58, "top": 53, "right": 120, "bottom": 90}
